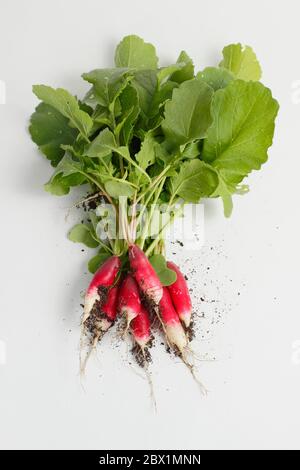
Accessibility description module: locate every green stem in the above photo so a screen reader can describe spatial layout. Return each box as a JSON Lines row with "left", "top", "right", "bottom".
{"left": 145, "top": 202, "right": 184, "bottom": 257}
{"left": 119, "top": 156, "right": 124, "bottom": 177}
{"left": 140, "top": 177, "right": 166, "bottom": 249}
{"left": 77, "top": 169, "right": 115, "bottom": 207}
{"left": 136, "top": 164, "right": 171, "bottom": 205}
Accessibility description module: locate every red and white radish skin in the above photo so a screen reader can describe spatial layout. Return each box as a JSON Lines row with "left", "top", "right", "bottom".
{"left": 131, "top": 305, "right": 151, "bottom": 350}
{"left": 118, "top": 275, "right": 141, "bottom": 325}
{"left": 83, "top": 256, "right": 121, "bottom": 323}
{"left": 100, "top": 285, "right": 119, "bottom": 331}
{"left": 159, "top": 287, "right": 188, "bottom": 353}
{"left": 167, "top": 261, "right": 192, "bottom": 328}
{"left": 128, "top": 244, "right": 163, "bottom": 305}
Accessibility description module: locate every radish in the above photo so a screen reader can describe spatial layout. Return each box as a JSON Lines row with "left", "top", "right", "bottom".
{"left": 118, "top": 274, "right": 141, "bottom": 326}
{"left": 131, "top": 305, "right": 151, "bottom": 350}
{"left": 131, "top": 305, "right": 152, "bottom": 369}
{"left": 100, "top": 285, "right": 119, "bottom": 330}
{"left": 159, "top": 287, "right": 188, "bottom": 354}
{"left": 128, "top": 244, "right": 163, "bottom": 305}
{"left": 167, "top": 261, "right": 192, "bottom": 328}
{"left": 80, "top": 256, "right": 121, "bottom": 373}
{"left": 83, "top": 255, "right": 121, "bottom": 324}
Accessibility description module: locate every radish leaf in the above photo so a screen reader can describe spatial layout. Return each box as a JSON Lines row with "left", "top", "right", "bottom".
{"left": 169, "top": 159, "right": 218, "bottom": 203}
{"left": 88, "top": 252, "right": 110, "bottom": 274}
{"left": 29, "top": 103, "right": 78, "bottom": 166}
{"left": 115, "top": 35, "right": 158, "bottom": 69}
{"left": 170, "top": 50, "right": 194, "bottom": 83}
{"left": 220, "top": 43, "right": 262, "bottom": 81}
{"left": 32, "top": 85, "right": 93, "bottom": 140}
{"left": 149, "top": 254, "right": 177, "bottom": 286}
{"left": 162, "top": 79, "right": 213, "bottom": 145}
{"left": 202, "top": 80, "right": 279, "bottom": 187}
{"left": 197, "top": 67, "right": 234, "bottom": 91}
{"left": 82, "top": 68, "right": 132, "bottom": 109}
{"left": 68, "top": 224, "right": 99, "bottom": 248}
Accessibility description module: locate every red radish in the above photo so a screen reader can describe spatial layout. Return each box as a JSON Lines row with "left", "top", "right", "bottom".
{"left": 83, "top": 255, "right": 121, "bottom": 323}
{"left": 167, "top": 261, "right": 192, "bottom": 328}
{"left": 128, "top": 244, "right": 163, "bottom": 305}
{"left": 131, "top": 305, "right": 151, "bottom": 350}
{"left": 159, "top": 287, "right": 188, "bottom": 353}
{"left": 80, "top": 257, "right": 121, "bottom": 374}
{"left": 100, "top": 285, "right": 119, "bottom": 331}
{"left": 118, "top": 275, "right": 141, "bottom": 325}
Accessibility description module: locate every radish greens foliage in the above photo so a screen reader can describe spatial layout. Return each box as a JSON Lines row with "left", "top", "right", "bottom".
{"left": 29, "top": 35, "right": 279, "bottom": 275}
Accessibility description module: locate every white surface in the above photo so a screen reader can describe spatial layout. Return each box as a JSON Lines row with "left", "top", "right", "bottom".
{"left": 1, "top": 0, "right": 300, "bottom": 450}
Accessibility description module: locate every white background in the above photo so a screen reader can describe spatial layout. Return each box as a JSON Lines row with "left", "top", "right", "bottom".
{"left": 1, "top": 0, "right": 300, "bottom": 450}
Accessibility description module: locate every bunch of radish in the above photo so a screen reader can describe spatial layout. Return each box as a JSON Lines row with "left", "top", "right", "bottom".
{"left": 82, "top": 245, "right": 193, "bottom": 370}
{"left": 29, "top": 34, "right": 278, "bottom": 384}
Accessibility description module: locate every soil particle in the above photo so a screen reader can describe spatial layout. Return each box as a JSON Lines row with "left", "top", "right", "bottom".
{"left": 185, "top": 321, "right": 195, "bottom": 341}
{"left": 131, "top": 344, "right": 152, "bottom": 368}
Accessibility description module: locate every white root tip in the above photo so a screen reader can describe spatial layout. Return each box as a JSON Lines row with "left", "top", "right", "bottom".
{"left": 82, "top": 288, "right": 100, "bottom": 323}
{"left": 179, "top": 310, "right": 192, "bottom": 328}
{"left": 99, "top": 318, "right": 112, "bottom": 332}
{"left": 121, "top": 307, "right": 138, "bottom": 325}
{"left": 135, "top": 335, "right": 150, "bottom": 350}
{"left": 165, "top": 322, "right": 188, "bottom": 353}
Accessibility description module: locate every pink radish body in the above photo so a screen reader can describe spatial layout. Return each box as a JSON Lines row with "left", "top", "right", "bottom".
{"left": 167, "top": 261, "right": 192, "bottom": 328}
{"left": 159, "top": 287, "right": 187, "bottom": 353}
{"left": 118, "top": 275, "right": 141, "bottom": 325}
{"left": 100, "top": 285, "right": 119, "bottom": 331}
{"left": 83, "top": 256, "right": 121, "bottom": 323}
{"left": 128, "top": 244, "right": 163, "bottom": 305}
{"left": 131, "top": 305, "right": 151, "bottom": 350}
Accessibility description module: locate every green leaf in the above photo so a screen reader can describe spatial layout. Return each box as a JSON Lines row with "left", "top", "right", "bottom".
{"left": 44, "top": 172, "right": 85, "bottom": 196}
{"left": 132, "top": 69, "right": 158, "bottom": 120}
{"left": 202, "top": 80, "right": 279, "bottom": 186}
{"left": 68, "top": 224, "right": 99, "bottom": 248}
{"left": 104, "top": 180, "right": 135, "bottom": 198}
{"left": 149, "top": 81, "right": 178, "bottom": 120}
{"left": 197, "top": 67, "right": 234, "bottom": 91}
{"left": 115, "top": 35, "right": 158, "bottom": 69}
{"left": 29, "top": 103, "right": 78, "bottom": 167}
{"left": 44, "top": 153, "right": 87, "bottom": 196}
{"left": 82, "top": 68, "right": 132, "bottom": 110}
{"left": 135, "top": 133, "right": 156, "bottom": 170}
{"left": 157, "top": 50, "right": 194, "bottom": 85}
{"left": 114, "top": 146, "right": 151, "bottom": 180}
{"left": 117, "top": 85, "right": 140, "bottom": 145}
{"left": 210, "top": 172, "right": 234, "bottom": 217}
{"left": 162, "top": 79, "right": 213, "bottom": 146}
{"left": 181, "top": 141, "right": 200, "bottom": 159}
{"left": 219, "top": 44, "right": 262, "bottom": 81}
{"left": 149, "top": 254, "right": 177, "bottom": 286}
{"left": 88, "top": 252, "right": 110, "bottom": 274}
{"left": 32, "top": 85, "right": 93, "bottom": 140}
{"left": 157, "top": 65, "right": 183, "bottom": 85}
{"left": 86, "top": 129, "right": 150, "bottom": 180}
{"left": 44, "top": 173, "right": 70, "bottom": 196}
{"left": 53, "top": 152, "right": 83, "bottom": 177}
{"left": 170, "top": 51, "right": 194, "bottom": 83}
{"left": 169, "top": 159, "right": 218, "bottom": 203}
{"left": 84, "top": 128, "right": 116, "bottom": 158}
